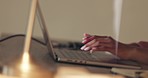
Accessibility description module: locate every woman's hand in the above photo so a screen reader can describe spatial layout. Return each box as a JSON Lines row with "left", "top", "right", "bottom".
{"left": 80, "top": 33, "right": 136, "bottom": 60}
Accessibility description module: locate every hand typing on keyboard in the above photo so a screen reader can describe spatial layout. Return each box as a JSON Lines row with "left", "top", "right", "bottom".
{"left": 80, "top": 33, "right": 148, "bottom": 65}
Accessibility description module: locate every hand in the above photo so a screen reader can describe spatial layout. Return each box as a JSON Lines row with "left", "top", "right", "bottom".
{"left": 80, "top": 33, "right": 135, "bottom": 60}
{"left": 81, "top": 33, "right": 118, "bottom": 53}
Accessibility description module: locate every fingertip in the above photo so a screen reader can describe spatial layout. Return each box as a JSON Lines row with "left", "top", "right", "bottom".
{"left": 84, "top": 33, "right": 91, "bottom": 37}
{"left": 84, "top": 47, "right": 91, "bottom": 51}
{"left": 82, "top": 40, "right": 87, "bottom": 44}
{"left": 80, "top": 45, "right": 86, "bottom": 50}
{"left": 90, "top": 50, "right": 94, "bottom": 53}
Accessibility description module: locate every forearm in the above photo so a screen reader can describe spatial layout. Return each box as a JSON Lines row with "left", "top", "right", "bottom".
{"left": 129, "top": 47, "right": 148, "bottom": 64}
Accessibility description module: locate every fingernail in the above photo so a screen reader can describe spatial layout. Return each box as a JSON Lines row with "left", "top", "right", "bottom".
{"left": 84, "top": 47, "right": 90, "bottom": 51}
{"left": 82, "top": 40, "right": 86, "bottom": 43}
{"left": 81, "top": 45, "right": 86, "bottom": 50}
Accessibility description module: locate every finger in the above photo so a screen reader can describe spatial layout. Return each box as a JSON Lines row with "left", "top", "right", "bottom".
{"left": 95, "top": 36, "right": 112, "bottom": 43}
{"left": 84, "top": 47, "right": 91, "bottom": 51}
{"left": 90, "top": 46, "right": 113, "bottom": 53}
{"left": 84, "top": 33, "right": 91, "bottom": 37}
{"left": 84, "top": 38, "right": 114, "bottom": 48}
{"left": 81, "top": 46, "right": 91, "bottom": 51}
{"left": 82, "top": 33, "right": 92, "bottom": 40}
{"left": 84, "top": 39, "right": 97, "bottom": 47}
{"left": 83, "top": 35, "right": 111, "bottom": 44}
{"left": 83, "top": 35, "right": 109, "bottom": 40}
{"left": 82, "top": 36, "right": 96, "bottom": 44}
{"left": 87, "top": 41, "right": 100, "bottom": 47}
{"left": 86, "top": 40, "right": 112, "bottom": 47}
{"left": 81, "top": 39, "right": 97, "bottom": 50}
{"left": 82, "top": 36, "right": 90, "bottom": 40}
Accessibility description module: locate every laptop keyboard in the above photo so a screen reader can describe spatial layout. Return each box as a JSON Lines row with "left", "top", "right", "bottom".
{"left": 54, "top": 48, "right": 97, "bottom": 61}
{"left": 54, "top": 48, "right": 117, "bottom": 62}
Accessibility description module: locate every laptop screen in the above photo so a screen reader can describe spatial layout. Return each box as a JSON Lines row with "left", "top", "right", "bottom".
{"left": 36, "top": 3, "right": 56, "bottom": 60}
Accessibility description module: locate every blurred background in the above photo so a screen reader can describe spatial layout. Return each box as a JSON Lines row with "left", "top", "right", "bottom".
{"left": 0, "top": 0, "right": 148, "bottom": 43}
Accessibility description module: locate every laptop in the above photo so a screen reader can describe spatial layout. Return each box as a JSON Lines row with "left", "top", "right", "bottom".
{"left": 36, "top": 3, "right": 141, "bottom": 69}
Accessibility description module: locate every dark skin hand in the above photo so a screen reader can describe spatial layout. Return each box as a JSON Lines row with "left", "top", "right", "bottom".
{"left": 81, "top": 33, "right": 148, "bottom": 64}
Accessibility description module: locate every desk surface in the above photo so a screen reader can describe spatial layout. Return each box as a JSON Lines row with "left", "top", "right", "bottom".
{"left": 0, "top": 36, "right": 147, "bottom": 78}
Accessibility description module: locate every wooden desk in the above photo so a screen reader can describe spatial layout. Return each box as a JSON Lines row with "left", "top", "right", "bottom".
{"left": 0, "top": 36, "right": 142, "bottom": 78}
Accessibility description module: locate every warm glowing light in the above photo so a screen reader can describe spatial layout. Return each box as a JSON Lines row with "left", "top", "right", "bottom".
{"left": 20, "top": 52, "right": 30, "bottom": 72}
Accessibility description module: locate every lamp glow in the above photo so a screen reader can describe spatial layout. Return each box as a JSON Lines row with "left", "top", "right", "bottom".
{"left": 20, "top": 52, "right": 30, "bottom": 72}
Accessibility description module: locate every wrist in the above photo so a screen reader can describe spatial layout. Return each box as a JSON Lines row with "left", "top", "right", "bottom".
{"left": 126, "top": 47, "right": 139, "bottom": 61}
{"left": 128, "top": 47, "right": 148, "bottom": 64}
